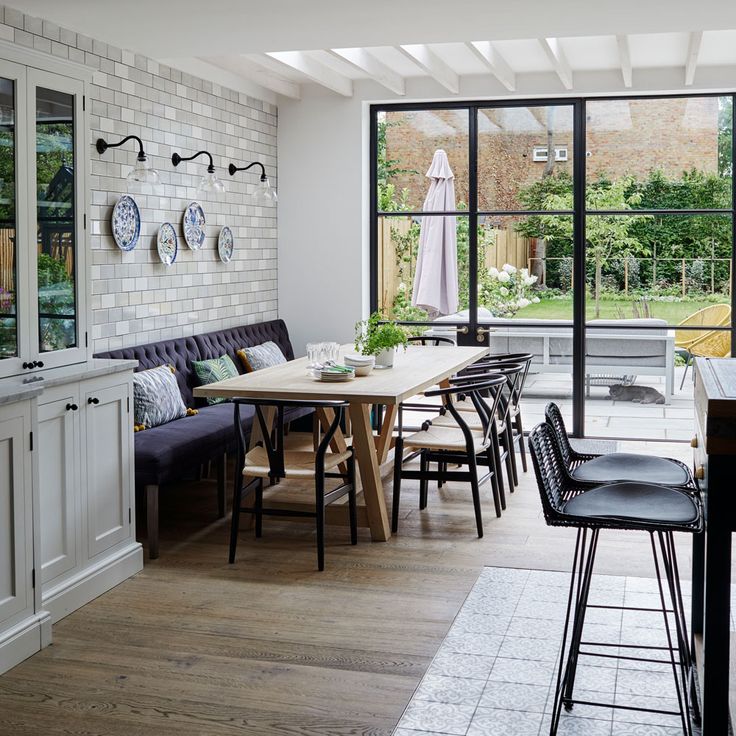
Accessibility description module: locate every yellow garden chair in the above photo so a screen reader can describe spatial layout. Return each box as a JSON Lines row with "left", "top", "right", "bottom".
{"left": 676, "top": 304, "right": 731, "bottom": 388}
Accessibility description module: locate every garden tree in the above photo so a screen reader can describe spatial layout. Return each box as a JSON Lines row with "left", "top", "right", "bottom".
{"left": 718, "top": 96, "right": 733, "bottom": 179}
{"left": 524, "top": 178, "right": 649, "bottom": 317}
{"left": 516, "top": 168, "right": 733, "bottom": 296}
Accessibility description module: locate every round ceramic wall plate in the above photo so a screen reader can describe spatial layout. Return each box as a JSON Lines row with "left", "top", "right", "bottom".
{"left": 182, "top": 201, "right": 206, "bottom": 250}
{"left": 157, "top": 222, "right": 178, "bottom": 266}
{"left": 218, "top": 226, "right": 234, "bottom": 263}
{"left": 112, "top": 195, "right": 141, "bottom": 251}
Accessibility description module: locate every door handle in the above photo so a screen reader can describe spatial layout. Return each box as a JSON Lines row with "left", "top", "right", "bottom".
{"left": 88, "top": 397, "right": 99, "bottom": 405}
{"left": 476, "top": 327, "right": 493, "bottom": 343}
{"left": 65, "top": 403, "right": 79, "bottom": 411}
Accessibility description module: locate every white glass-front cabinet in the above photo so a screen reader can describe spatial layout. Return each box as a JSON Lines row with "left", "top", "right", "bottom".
{"left": 0, "top": 50, "right": 140, "bottom": 676}
{"left": 0, "top": 61, "right": 87, "bottom": 379}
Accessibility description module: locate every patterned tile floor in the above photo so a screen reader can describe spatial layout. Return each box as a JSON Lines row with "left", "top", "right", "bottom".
{"left": 394, "top": 566, "right": 714, "bottom": 736}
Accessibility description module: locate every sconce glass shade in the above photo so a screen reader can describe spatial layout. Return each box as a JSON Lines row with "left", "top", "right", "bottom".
{"left": 195, "top": 171, "right": 226, "bottom": 199}
{"left": 250, "top": 176, "right": 278, "bottom": 205}
{"left": 126, "top": 157, "right": 163, "bottom": 195}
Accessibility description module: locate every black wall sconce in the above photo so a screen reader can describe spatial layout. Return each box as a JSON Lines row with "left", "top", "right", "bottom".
{"left": 228, "top": 161, "right": 278, "bottom": 204}
{"left": 96, "top": 134, "right": 162, "bottom": 194}
{"left": 171, "top": 149, "right": 225, "bottom": 197}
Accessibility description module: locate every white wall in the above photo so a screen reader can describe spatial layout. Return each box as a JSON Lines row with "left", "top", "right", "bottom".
{"left": 278, "top": 67, "right": 736, "bottom": 355}
{"left": 278, "top": 85, "right": 370, "bottom": 356}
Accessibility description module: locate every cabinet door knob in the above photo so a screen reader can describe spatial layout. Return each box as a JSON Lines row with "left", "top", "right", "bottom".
{"left": 66, "top": 403, "right": 78, "bottom": 411}
{"left": 36, "top": 360, "right": 44, "bottom": 368}
{"left": 88, "top": 397, "right": 99, "bottom": 405}
{"left": 22, "top": 361, "right": 32, "bottom": 369}
{"left": 694, "top": 465, "right": 705, "bottom": 481}
{"left": 690, "top": 436, "right": 698, "bottom": 448}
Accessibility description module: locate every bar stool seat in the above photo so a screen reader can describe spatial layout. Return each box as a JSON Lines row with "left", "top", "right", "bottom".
{"left": 563, "top": 481, "right": 699, "bottom": 526}
{"left": 569, "top": 453, "right": 691, "bottom": 487}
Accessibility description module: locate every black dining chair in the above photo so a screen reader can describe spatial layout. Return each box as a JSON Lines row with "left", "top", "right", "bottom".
{"left": 391, "top": 375, "right": 506, "bottom": 536}
{"left": 229, "top": 398, "right": 357, "bottom": 571}
{"left": 431, "top": 363, "right": 524, "bottom": 509}
{"left": 528, "top": 422, "right": 701, "bottom": 735}
{"left": 462, "top": 352, "right": 534, "bottom": 478}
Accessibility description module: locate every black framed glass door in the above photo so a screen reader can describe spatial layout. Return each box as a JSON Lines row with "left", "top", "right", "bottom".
{"left": 371, "top": 93, "right": 736, "bottom": 439}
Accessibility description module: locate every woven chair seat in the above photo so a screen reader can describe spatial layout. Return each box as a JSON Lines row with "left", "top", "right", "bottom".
{"left": 403, "top": 423, "right": 490, "bottom": 452}
{"left": 563, "top": 481, "right": 699, "bottom": 529}
{"left": 244, "top": 446, "right": 352, "bottom": 479}
{"left": 570, "top": 453, "right": 691, "bottom": 487}
{"left": 431, "top": 413, "right": 506, "bottom": 434}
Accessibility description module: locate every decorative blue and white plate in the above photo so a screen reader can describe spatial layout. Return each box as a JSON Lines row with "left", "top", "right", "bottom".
{"left": 218, "top": 226, "right": 234, "bottom": 263}
{"left": 112, "top": 195, "right": 141, "bottom": 251}
{"left": 157, "top": 222, "right": 178, "bottom": 266}
{"left": 182, "top": 201, "right": 206, "bottom": 250}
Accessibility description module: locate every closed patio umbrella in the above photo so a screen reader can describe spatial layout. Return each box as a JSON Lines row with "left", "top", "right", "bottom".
{"left": 411, "top": 149, "right": 459, "bottom": 319}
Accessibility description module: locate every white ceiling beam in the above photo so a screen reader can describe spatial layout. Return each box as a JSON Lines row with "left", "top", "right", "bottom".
{"left": 329, "top": 47, "right": 405, "bottom": 95}
{"left": 466, "top": 41, "right": 516, "bottom": 91}
{"left": 398, "top": 44, "right": 459, "bottom": 94}
{"left": 202, "top": 55, "right": 300, "bottom": 99}
{"left": 616, "top": 34, "right": 632, "bottom": 88}
{"left": 538, "top": 37, "right": 573, "bottom": 90}
{"left": 685, "top": 31, "right": 703, "bottom": 86}
{"left": 266, "top": 50, "right": 353, "bottom": 96}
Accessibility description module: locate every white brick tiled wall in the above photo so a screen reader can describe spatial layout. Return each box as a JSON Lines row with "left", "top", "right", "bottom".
{"left": 1, "top": 4, "right": 278, "bottom": 353}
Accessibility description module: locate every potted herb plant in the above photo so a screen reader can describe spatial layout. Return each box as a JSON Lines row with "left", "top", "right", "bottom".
{"left": 354, "top": 311, "right": 408, "bottom": 368}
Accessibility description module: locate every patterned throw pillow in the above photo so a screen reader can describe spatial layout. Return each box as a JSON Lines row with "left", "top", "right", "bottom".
{"left": 133, "top": 365, "right": 187, "bottom": 429}
{"left": 237, "top": 341, "right": 287, "bottom": 372}
{"left": 192, "top": 354, "right": 240, "bottom": 405}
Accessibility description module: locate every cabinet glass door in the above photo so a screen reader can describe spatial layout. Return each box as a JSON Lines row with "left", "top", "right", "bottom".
{"left": 0, "top": 78, "right": 17, "bottom": 363}
{"left": 0, "top": 61, "right": 28, "bottom": 379}
{"left": 35, "top": 87, "right": 76, "bottom": 355}
{"left": 28, "top": 69, "right": 85, "bottom": 369}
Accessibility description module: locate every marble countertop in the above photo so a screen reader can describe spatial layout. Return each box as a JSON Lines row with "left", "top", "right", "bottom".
{"left": 0, "top": 358, "right": 138, "bottom": 406}
{"left": 0, "top": 379, "right": 44, "bottom": 406}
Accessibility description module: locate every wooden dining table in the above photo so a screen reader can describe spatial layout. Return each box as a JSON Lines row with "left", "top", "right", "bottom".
{"left": 193, "top": 343, "right": 488, "bottom": 541}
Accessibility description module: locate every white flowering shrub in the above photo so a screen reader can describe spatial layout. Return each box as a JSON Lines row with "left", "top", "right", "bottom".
{"left": 479, "top": 264, "right": 540, "bottom": 318}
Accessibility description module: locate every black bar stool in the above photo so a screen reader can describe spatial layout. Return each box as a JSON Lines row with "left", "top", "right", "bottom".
{"left": 528, "top": 422, "right": 702, "bottom": 736}
{"left": 545, "top": 402, "right": 695, "bottom": 491}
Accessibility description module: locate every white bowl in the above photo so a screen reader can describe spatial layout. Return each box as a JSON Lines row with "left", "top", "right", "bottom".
{"left": 352, "top": 363, "right": 374, "bottom": 377}
{"left": 344, "top": 354, "right": 375, "bottom": 366}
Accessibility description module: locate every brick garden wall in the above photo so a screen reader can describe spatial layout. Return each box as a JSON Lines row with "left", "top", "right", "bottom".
{"left": 1, "top": 5, "right": 278, "bottom": 353}
{"left": 384, "top": 98, "right": 719, "bottom": 211}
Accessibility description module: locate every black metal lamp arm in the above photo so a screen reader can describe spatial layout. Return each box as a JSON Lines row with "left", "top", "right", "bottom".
{"left": 171, "top": 150, "right": 215, "bottom": 173}
{"left": 228, "top": 161, "right": 267, "bottom": 181}
{"left": 96, "top": 135, "right": 147, "bottom": 161}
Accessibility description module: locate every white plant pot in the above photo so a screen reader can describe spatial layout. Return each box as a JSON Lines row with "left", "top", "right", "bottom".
{"left": 375, "top": 347, "right": 395, "bottom": 368}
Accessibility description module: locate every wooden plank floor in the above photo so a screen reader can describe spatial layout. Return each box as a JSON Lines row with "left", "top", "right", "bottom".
{"left": 0, "top": 438, "right": 699, "bottom": 736}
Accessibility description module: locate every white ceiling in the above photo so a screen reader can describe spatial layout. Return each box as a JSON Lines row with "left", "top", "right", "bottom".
{"left": 8, "top": 0, "right": 736, "bottom": 100}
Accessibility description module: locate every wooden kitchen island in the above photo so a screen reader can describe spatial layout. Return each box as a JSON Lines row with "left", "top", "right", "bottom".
{"left": 692, "top": 357, "right": 736, "bottom": 734}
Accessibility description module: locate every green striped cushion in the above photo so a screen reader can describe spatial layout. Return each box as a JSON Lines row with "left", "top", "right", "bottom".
{"left": 192, "top": 355, "right": 239, "bottom": 405}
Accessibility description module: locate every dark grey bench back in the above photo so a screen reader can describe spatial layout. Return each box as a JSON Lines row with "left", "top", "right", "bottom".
{"left": 95, "top": 319, "right": 294, "bottom": 407}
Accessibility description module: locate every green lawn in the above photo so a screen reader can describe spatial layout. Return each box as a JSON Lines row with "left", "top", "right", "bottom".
{"left": 515, "top": 296, "right": 728, "bottom": 324}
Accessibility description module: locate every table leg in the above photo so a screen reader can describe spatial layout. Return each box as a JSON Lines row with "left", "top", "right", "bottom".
{"left": 375, "top": 404, "right": 397, "bottom": 465}
{"left": 350, "top": 402, "right": 391, "bottom": 542}
{"left": 316, "top": 407, "right": 349, "bottom": 473}
{"left": 248, "top": 405, "right": 276, "bottom": 452}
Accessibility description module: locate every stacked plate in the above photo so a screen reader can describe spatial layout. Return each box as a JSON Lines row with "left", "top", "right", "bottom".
{"left": 318, "top": 366, "right": 355, "bottom": 382}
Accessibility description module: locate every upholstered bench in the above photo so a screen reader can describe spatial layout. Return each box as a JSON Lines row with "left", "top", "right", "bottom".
{"left": 96, "top": 319, "right": 310, "bottom": 559}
